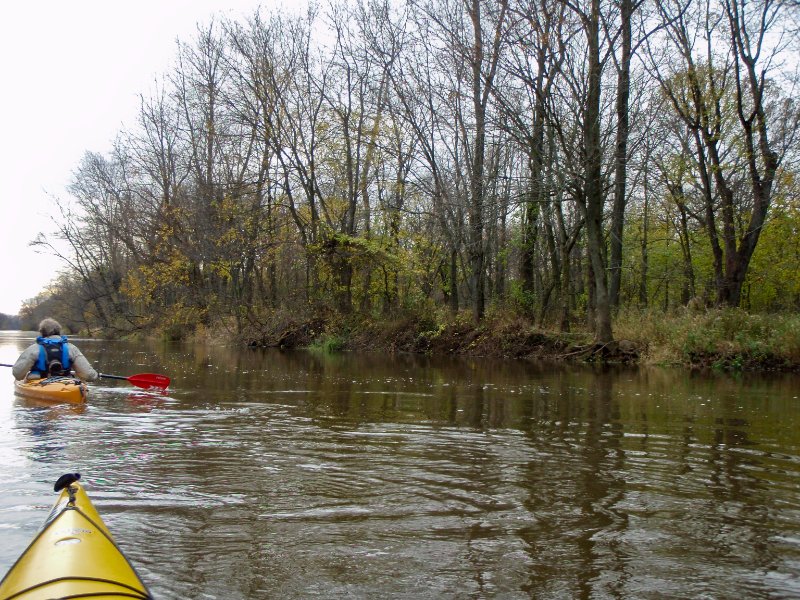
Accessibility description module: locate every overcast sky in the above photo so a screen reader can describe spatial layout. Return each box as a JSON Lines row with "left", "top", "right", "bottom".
{"left": 0, "top": 0, "right": 280, "bottom": 315}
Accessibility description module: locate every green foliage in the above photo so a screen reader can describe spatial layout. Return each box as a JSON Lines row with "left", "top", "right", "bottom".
{"left": 745, "top": 188, "right": 800, "bottom": 310}
{"left": 308, "top": 333, "right": 346, "bottom": 354}
{"left": 508, "top": 280, "right": 536, "bottom": 315}
{"left": 416, "top": 321, "right": 447, "bottom": 351}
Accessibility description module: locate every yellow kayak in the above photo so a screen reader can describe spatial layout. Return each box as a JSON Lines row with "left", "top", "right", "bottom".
{"left": 14, "top": 377, "right": 87, "bottom": 404}
{"left": 0, "top": 473, "right": 152, "bottom": 599}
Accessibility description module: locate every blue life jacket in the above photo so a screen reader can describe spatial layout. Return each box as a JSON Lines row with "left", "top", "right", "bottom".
{"left": 33, "top": 336, "right": 71, "bottom": 377}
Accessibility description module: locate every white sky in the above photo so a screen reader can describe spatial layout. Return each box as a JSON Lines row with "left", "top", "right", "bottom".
{"left": 0, "top": 0, "right": 281, "bottom": 315}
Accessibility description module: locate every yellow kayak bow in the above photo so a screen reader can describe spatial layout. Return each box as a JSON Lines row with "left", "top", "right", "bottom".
{"left": 0, "top": 473, "right": 152, "bottom": 599}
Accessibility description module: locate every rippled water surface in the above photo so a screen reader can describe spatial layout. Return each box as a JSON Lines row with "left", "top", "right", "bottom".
{"left": 1, "top": 330, "right": 799, "bottom": 599}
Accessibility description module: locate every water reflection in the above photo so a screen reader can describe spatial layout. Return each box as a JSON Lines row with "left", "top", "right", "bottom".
{"left": 13, "top": 400, "right": 86, "bottom": 463}
{"left": 0, "top": 334, "right": 799, "bottom": 598}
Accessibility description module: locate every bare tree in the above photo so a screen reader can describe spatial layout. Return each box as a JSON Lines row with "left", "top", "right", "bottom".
{"left": 408, "top": 0, "right": 508, "bottom": 321}
{"left": 496, "top": 0, "right": 568, "bottom": 311}
{"left": 558, "top": 0, "right": 615, "bottom": 342}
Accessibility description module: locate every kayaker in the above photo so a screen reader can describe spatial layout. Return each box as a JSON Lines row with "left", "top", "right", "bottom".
{"left": 12, "top": 318, "right": 99, "bottom": 382}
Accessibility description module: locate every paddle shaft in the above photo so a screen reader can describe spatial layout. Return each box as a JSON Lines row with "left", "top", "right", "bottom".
{"left": 98, "top": 373, "right": 128, "bottom": 381}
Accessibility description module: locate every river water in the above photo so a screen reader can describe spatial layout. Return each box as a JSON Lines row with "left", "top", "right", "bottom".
{"left": 0, "top": 330, "right": 798, "bottom": 599}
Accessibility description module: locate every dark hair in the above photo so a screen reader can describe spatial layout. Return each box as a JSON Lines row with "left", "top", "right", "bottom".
{"left": 38, "top": 318, "right": 62, "bottom": 337}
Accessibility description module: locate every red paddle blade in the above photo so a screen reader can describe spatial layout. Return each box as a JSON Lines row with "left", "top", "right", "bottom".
{"left": 126, "top": 373, "right": 171, "bottom": 390}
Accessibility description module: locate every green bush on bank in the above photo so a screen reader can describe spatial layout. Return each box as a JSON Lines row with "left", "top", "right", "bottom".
{"left": 308, "top": 333, "right": 347, "bottom": 353}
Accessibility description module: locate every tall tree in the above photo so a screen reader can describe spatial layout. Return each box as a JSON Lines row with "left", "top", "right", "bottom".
{"left": 650, "top": 0, "right": 796, "bottom": 307}
{"left": 497, "top": 0, "right": 568, "bottom": 310}
{"left": 608, "top": 0, "right": 638, "bottom": 309}
{"left": 562, "top": 0, "right": 614, "bottom": 342}
{"left": 409, "top": 0, "right": 508, "bottom": 321}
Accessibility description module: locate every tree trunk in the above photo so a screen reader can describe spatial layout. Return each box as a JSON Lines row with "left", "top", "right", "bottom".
{"left": 609, "top": 0, "right": 633, "bottom": 310}
{"left": 583, "top": 0, "right": 613, "bottom": 343}
{"left": 450, "top": 248, "right": 459, "bottom": 313}
{"left": 639, "top": 173, "right": 649, "bottom": 308}
{"left": 468, "top": 0, "right": 487, "bottom": 322}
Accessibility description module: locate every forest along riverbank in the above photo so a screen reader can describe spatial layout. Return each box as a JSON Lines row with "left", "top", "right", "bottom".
{"left": 15, "top": 0, "right": 798, "bottom": 390}
{"left": 234, "top": 307, "right": 800, "bottom": 373}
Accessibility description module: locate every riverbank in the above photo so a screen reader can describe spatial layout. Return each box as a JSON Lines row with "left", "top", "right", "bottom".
{"left": 236, "top": 307, "right": 800, "bottom": 373}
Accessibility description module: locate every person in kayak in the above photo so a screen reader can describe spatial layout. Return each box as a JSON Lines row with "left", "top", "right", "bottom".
{"left": 12, "top": 318, "right": 98, "bottom": 381}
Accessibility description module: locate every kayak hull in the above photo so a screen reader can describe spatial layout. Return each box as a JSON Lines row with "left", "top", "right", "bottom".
{"left": 0, "top": 480, "right": 152, "bottom": 599}
{"left": 14, "top": 377, "right": 87, "bottom": 404}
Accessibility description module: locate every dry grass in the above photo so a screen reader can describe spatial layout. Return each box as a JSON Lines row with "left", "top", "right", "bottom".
{"left": 615, "top": 307, "right": 800, "bottom": 370}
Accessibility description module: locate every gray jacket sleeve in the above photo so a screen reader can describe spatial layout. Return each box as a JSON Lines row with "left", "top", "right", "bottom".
{"left": 68, "top": 344, "right": 99, "bottom": 382}
{"left": 12, "top": 344, "right": 40, "bottom": 380}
